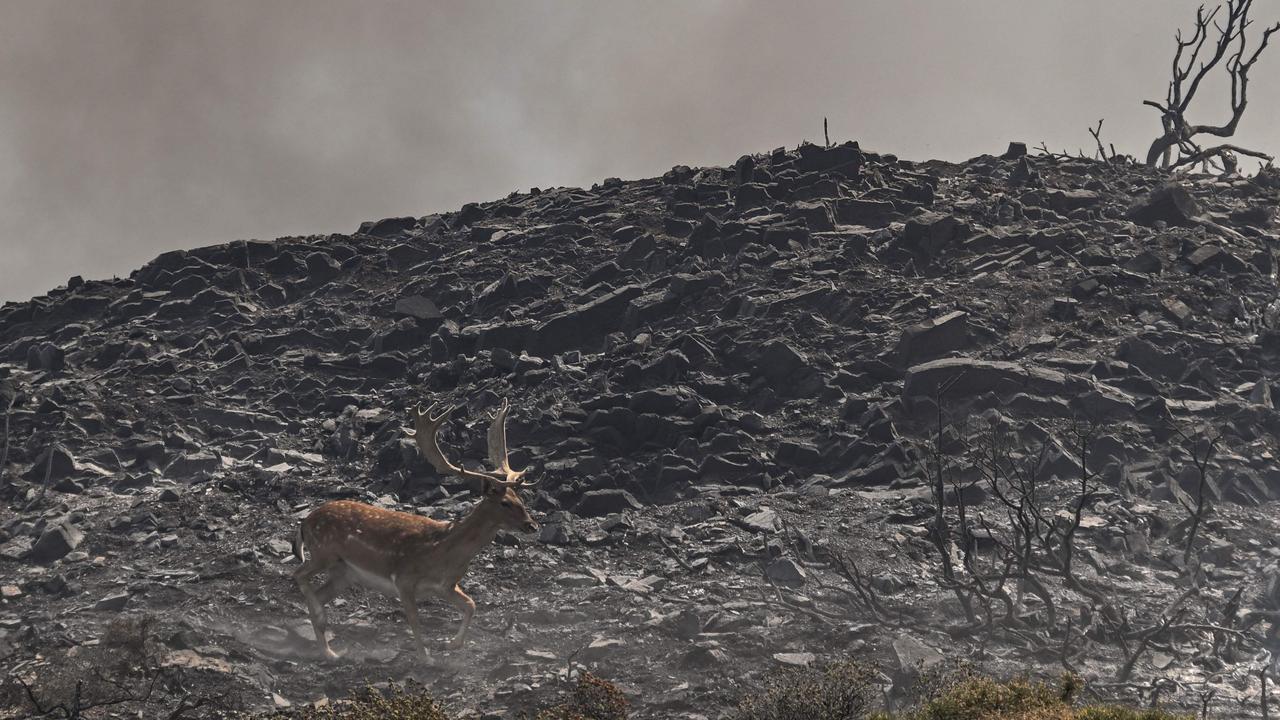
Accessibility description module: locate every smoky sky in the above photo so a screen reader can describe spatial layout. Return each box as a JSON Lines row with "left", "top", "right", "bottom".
{"left": 1, "top": 0, "right": 1277, "bottom": 303}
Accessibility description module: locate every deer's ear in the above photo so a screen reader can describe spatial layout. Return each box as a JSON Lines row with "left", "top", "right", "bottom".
{"left": 482, "top": 479, "right": 505, "bottom": 497}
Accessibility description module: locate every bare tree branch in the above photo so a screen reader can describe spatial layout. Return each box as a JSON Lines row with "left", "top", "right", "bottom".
{"left": 1089, "top": 119, "right": 1111, "bottom": 161}
{"left": 1170, "top": 143, "right": 1273, "bottom": 169}
{"left": 21, "top": 447, "right": 54, "bottom": 513}
{"left": 1146, "top": 0, "right": 1279, "bottom": 167}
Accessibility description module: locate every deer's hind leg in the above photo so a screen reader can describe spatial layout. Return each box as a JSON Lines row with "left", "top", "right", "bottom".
{"left": 315, "top": 562, "right": 352, "bottom": 604}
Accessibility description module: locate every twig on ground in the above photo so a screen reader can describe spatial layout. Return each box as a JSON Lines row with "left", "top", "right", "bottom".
{"left": 657, "top": 534, "right": 698, "bottom": 574}
{"left": 21, "top": 448, "right": 54, "bottom": 512}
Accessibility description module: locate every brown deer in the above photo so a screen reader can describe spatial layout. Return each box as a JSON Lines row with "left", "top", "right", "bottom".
{"left": 291, "top": 398, "right": 539, "bottom": 659}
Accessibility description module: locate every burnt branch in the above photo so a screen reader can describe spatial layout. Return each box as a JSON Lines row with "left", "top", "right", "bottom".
{"left": 14, "top": 673, "right": 160, "bottom": 720}
{"left": 1035, "top": 141, "right": 1073, "bottom": 161}
{"left": 1055, "top": 419, "right": 1101, "bottom": 579}
{"left": 1117, "top": 607, "right": 1187, "bottom": 684}
{"left": 1145, "top": 0, "right": 1279, "bottom": 167}
{"left": 923, "top": 375, "right": 977, "bottom": 625}
{"left": 1262, "top": 666, "right": 1271, "bottom": 720}
{"left": 1114, "top": 581, "right": 1200, "bottom": 683}
{"left": 1170, "top": 143, "right": 1273, "bottom": 169}
{"left": 21, "top": 447, "right": 54, "bottom": 513}
{"left": 1173, "top": 427, "right": 1220, "bottom": 567}
{"left": 829, "top": 551, "right": 897, "bottom": 623}
{"left": 1088, "top": 119, "right": 1112, "bottom": 161}
{"left": 0, "top": 395, "right": 12, "bottom": 482}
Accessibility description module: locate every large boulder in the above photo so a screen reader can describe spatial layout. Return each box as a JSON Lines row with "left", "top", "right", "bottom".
{"left": 527, "top": 284, "right": 644, "bottom": 356}
{"left": 23, "top": 445, "right": 76, "bottom": 482}
{"left": 386, "top": 243, "right": 432, "bottom": 271}
{"left": 795, "top": 141, "right": 863, "bottom": 175}
{"left": 393, "top": 295, "right": 444, "bottom": 325}
{"left": 1186, "top": 245, "right": 1247, "bottom": 275}
{"left": 573, "top": 489, "right": 643, "bottom": 518}
{"left": 304, "top": 252, "right": 342, "bottom": 284}
{"left": 751, "top": 340, "right": 824, "bottom": 397}
{"left": 359, "top": 216, "right": 417, "bottom": 238}
{"left": 1127, "top": 184, "right": 1201, "bottom": 227}
{"left": 898, "top": 212, "right": 968, "bottom": 260}
{"left": 903, "top": 358, "right": 1137, "bottom": 419}
{"left": 26, "top": 342, "right": 65, "bottom": 372}
{"left": 1116, "top": 336, "right": 1186, "bottom": 381}
{"left": 903, "top": 358, "right": 1069, "bottom": 400}
{"left": 29, "top": 522, "right": 84, "bottom": 564}
{"left": 835, "top": 198, "right": 896, "bottom": 227}
{"left": 896, "top": 311, "right": 970, "bottom": 365}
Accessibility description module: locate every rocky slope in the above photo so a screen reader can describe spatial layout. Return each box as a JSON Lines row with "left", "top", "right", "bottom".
{"left": 2, "top": 141, "right": 1280, "bottom": 718}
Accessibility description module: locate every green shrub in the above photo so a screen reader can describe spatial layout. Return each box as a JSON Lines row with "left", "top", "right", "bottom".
{"left": 911, "top": 673, "right": 1066, "bottom": 720}
{"left": 733, "top": 660, "right": 879, "bottom": 720}
{"left": 899, "top": 673, "right": 1190, "bottom": 720}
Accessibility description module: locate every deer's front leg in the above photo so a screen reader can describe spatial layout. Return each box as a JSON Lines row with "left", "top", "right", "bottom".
{"left": 446, "top": 585, "right": 476, "bottom": 649}
{"left": 293, "top": 558, "right": 339, "bottom": 659}
{"left": 395, "top": 579, "right": 429, "bottom": 659}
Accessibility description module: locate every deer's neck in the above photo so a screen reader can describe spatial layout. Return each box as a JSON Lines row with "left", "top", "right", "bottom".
{"left": 437, "top": 502, "right": 502, "bottom": 570}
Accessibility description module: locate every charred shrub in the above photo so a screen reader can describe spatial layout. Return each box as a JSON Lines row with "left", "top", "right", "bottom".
{"left": 288, "top": 682, "right": 450, "bottom": 720}
{"left": 2, "top": 614, "right": 228, "bottom": 718}
{"left": 733, "top": 660, "right": 879, "bottom": 720}
{"left": 729, "top": 663, "right": 1189, "bottom": 720}
{"left": 534, "top": 672, "right": 629, "bottom": 720}
{"left": 265, "top": 673, "right": 626, "bottom": 720}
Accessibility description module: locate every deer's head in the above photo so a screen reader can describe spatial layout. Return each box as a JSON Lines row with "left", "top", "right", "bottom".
{"left": 409, "top": 398, "right": 539, "bottom": 534}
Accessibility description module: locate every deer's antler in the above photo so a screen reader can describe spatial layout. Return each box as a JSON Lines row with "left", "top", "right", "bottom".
{"left": 408, "top": 399, "right": 534, "bottom": 489}
{"left": 487, "top": 399, "right": 530, "bottom": 488}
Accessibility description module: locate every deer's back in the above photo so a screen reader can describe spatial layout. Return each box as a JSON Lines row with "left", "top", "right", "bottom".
{"left": 302, "top": 500, "right": 450, "bottom": 577}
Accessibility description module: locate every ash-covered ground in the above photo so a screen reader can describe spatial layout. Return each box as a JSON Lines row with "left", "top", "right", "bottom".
{"left": 3, "top": 142, "right": 1280, "bottom": 718}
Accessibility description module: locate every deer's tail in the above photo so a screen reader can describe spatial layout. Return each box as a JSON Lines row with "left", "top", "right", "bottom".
{"left": 292, "top": 521, "right": 306, "bottom": 563}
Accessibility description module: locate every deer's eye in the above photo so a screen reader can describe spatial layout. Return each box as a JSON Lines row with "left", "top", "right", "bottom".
{"left": 501, "top": 500, "right": 512, "bottom": 508}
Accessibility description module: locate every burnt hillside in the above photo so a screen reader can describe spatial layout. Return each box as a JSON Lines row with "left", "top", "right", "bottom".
{"left": 3, "top": 141, "right": 1280, "bottom": 717}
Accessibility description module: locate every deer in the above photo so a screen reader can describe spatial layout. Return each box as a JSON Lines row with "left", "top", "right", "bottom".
{"left": 290, "top": 398, "right": 539, "bottom": 659}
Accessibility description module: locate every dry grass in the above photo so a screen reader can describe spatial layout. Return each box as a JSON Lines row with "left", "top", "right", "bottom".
{"left": 250, "top": 663, "right": 1193, "bottom": 720}
{"left": 733, "top": 660, "right": 879, "bottom": 720}
{"left": 287, "top": 683, "right": 449, "bottom": 720}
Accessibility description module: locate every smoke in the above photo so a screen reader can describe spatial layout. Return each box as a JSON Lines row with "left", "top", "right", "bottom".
{"left": 0, "top": 0, "right": 1275, "bottom": 302}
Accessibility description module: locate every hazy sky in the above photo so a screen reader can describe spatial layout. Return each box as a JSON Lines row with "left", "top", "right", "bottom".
{"left": 1, "top": 1, "right": 1277, "bottom": 303}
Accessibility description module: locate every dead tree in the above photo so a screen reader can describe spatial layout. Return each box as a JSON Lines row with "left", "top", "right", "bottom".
{"left": 0, "top": 395, "right": 13, "bottom": 482}
{"left": 1088, "top": 119, "right": 1119, "bottom": 162}
{"left": 1172, "top": 427, "right": 1220, "bottom": 567}
{"left": 976, "top": 428, "right": 1058, "bottom": 628}
{"left": 920, "top": 376, "right": 978, "bottom": 626}
{"left": 1143, "top": 0, "right": 1279, "bottom": 169}
{"left": 1262, "top": 665, "right": 1271, "bottom": 720}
